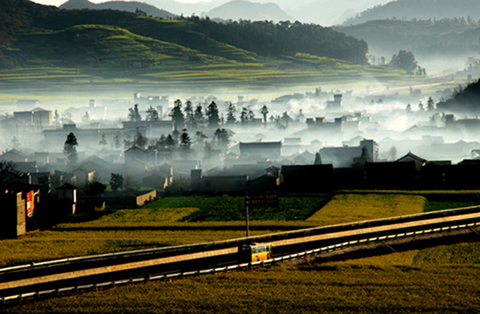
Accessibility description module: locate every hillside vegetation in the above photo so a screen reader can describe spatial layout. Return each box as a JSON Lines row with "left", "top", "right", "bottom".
{"left": 0, "top": 0, "right": 423, "bottom": 92}
{"left": 336, "top": 18, "right": 480, "bottom": 58}
{"left": 0, "top": 0, "right": 368, "bottom": 71}
{"left": 344, "top": 0, "right": 480, "bottom": 26}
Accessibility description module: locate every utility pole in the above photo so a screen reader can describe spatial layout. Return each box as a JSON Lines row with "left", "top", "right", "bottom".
{"left": 245, "top": 190, "right": 250, "bottom": 238}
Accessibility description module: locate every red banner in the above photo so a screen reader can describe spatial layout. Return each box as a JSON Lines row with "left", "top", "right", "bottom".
{"left": 26, "top": 191, "right": 34, "bottom": 218}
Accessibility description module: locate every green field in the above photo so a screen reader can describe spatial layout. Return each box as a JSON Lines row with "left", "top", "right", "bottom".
{"left": 2, "top": 191, "right": 480, "bottom": 313}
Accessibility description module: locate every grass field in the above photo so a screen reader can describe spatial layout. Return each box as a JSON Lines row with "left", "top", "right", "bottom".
{"left": 2, "top": 191, "right": 480, "bottom": 313}
{"left": 3, "top": 245, "right": 480, "bottom": 313}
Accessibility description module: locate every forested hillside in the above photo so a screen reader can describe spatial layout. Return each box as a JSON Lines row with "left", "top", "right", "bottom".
{"left": 0, "top": 0, "right": 369, "bottom": 70}
{"left": 335, "top": 18, "right": 480, "bottom": 59}
{"left": 59, "top": 0, "right": 177, "bottom": 19}
{"left": 344, "top": 0, "right": 480, "bottom": 26}
{"left": 437, "top": 80, "right": 480, "bottom": 112}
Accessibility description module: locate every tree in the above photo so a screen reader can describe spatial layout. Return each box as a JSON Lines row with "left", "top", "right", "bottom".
{"left": 261, "top": 105, "right": 269, "bottom": 126}
{"left": 169, "top": 99, "right": 185, "bottom": 130}
{"left": 82, "top": 111, "right": 90, "bottom": 124}
{"left": 314, "top": 152, "right": 322, "bottom": 165}
{"left": 226, "top": 103, "right": 237, "bottom": 125}
{"left": 64, "top": 132, "right": 78, "bottom": 165}
{"left": 146, "top": 106, "right": 159, "bottom": 121}
{"left": 11, "top": 136, "right": 20, "bottom": 149}
{"left": 128, "top": 104, "right": 142, "bottom": 122}
{"left": 406, "top": 103, "right": 412, "bottom": 112}
{"left": 133, "top": 131, "right": 148, "bottom": 148}
{"left": 110, "top": 173, "right": 124, "bottom": 193}
{"left": 427, "top": 97, "right": 435, "bottom": 111}
{"left": 418, "top": 101, "right": 424, "bottom": 111}
{"left": 390, "top": 50, "right": 418, "bottom": 74}
{"left": 296, "top": 109, "right": 306, "bottom": 122}
{"left": 194, "top": 104, "right": 205, "bottom": 127}
{"left": 179, "top": 129, "right": 191, "bottom": 150}
{"left": 99, "top": 134, "right": 107, "bottom": 148}
{"left": 240, "top": 107, "right": 255, "bottom": 125}
{"left": 206, "top": 101, "right": 220, "bottom": 128}
{"left": 184, "top": 100, "right": 195, "bottom": 128}
{"left": 194, "top": 131, "right": 208, "bottom": 145}
{"left": 164, "top": 134, "right": 175, "bottom": 148}
{"left": 86, "top": 181, "right": 106, "bottom": 205}
{"left": 388, "top": 146, "right": 397, "bottom": 161}
{"left": 281, "top": 111, "right": 292, "bottom": 128}
{"left": 114, "top": 134, "right": 121, "bottom": 149}
{"left": 214, "top": 128, "right": 230, "bottom": 149}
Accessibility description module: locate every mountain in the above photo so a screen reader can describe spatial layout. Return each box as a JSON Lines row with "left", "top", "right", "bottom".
{"left": 59, "top": 0, "right": 177, "bottom": 19}
{"left": 343, "top": 0, "right": 480, "bottom": 26}
{"left": 289, "top": 0, "right": 388, "bottom": 26}
{"left": 335, "top": 19, "right": 480, "bottom": 61}
{"left": 205, "top": 0, "right": 294, "bottom": 22}
{"left": 0, "top": 0, "right": 369, "bottom": 70}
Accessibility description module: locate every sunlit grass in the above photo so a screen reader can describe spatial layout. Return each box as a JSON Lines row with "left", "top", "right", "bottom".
{"left": 307, "top": 193, "right": 426, "bottom": 225}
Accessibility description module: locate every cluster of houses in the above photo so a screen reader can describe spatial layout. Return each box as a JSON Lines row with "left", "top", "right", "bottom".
{"left": 5, "top": 90, "right": 480, "bottom": 238}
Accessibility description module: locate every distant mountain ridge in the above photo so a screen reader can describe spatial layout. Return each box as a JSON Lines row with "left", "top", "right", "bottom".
{"left": 205, "top": 0, "right": 294, "bottom": 22}
{"left": 336, "top": 18, "right": 480, "bottom": 59}
{"left": 60, "top": 0, "right": 177, "bottom": 19}
{"left": 344, "top": 0, "right": 480, "bottom": 26}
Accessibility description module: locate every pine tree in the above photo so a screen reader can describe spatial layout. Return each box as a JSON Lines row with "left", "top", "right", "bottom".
{"left": 214, "top": 128, "right": 230, "bottom": 149}
{"left": 206, "top": 101, "right": 220, "bottom": 128}
{"left": 194, "top": 104, "right": 205, "bottom": 128}
{"left": 99, "top": 134, "right": 107, "bottom": 147}
{"left": 427, "top": 97, "right": 435, "bottom": 111}
{"left": 146, "top": 106, "right": 159, "bottom": 121}
{"left": 169, "top": 99, "right": 185, "bottom": 130}
{"left": 226, "top": 103, "right": 237, "bottom": 125}
{"left": 110, "top": 173, "right": 124, "bottom": 193}
{"left": 184, "top": 100, "right": 195, "bottom": 129}
{"left": 128, "top": 104, "right": 142, "bottom": 122}
{"left": 64, "top": 132, "right": 78, "bottom": 165}
{"left": 179, "top": 129, "right": 191, "bottom": 150}
{"left": 261, "top": 105, "right": 269, "bottom": 126}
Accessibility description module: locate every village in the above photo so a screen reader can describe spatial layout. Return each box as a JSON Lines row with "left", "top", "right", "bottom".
{"left": 2, "top": 87, "right": 480, "bottom": 239}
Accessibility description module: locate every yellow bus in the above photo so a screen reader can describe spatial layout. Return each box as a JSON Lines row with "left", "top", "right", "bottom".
{"left": 239, "top": 243, "right": 273, "bottom": 263}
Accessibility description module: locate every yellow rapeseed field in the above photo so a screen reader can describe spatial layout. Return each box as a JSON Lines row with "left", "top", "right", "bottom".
{"left": 307, "top": 193, "right": 426, "bottom": 225}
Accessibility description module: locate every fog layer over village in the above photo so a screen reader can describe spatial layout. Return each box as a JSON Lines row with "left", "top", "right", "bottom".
{"left": 2, "top": 79, "right": 480, "bottom": 204}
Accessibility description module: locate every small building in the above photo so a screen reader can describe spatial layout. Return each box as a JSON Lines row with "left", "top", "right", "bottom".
{"left": 72, "top": 166, "right": 96, "bottom": 186}
{"left": 191, "top": 169, "right": 248, "bottom": 194}
{"left": 0, "top": 181, "right": 39, "bottom": 238}
{"left": 125, "top": 145, "right": 148, "bottom": 164}
{"left": 0, "top": 149, "right": 29, "bottom": 163}
{"left": 239, "top": 141, "right": 282, "bottom": 159}
{"left": 281, "top": 164, "right": 334, "bottom": 193}
{"left": 123, "top": 158, "right": 149, "bottom": 184}
{"left": 57, "top": 182, "right": 77, "bottom": 214}
{"left": 326, "top": 94, "right": 343, "bottom": 109}
{"left": 320, "top": 139, "right": 377, "bottom": 168}
{"left": 142, "top": 173, "right": 169, "bottom": 189}
{"left": 16, "top": 99, "right": 40, "bottom": 111}
{"left": 365, "top": 161, "right": 416, "bottom": 188}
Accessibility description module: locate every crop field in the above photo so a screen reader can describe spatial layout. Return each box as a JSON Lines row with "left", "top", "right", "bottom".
{"left": 0, "top": 191, "right": 478, "bottom": 268}
{"left": 2, "top": 191, "right": 480, "bottom": 312}
{"left": 0, "top": 53, "right": 432, "bottom": 99}
{"left": 3, "top": 244, "right": 480, "bottom": 313}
